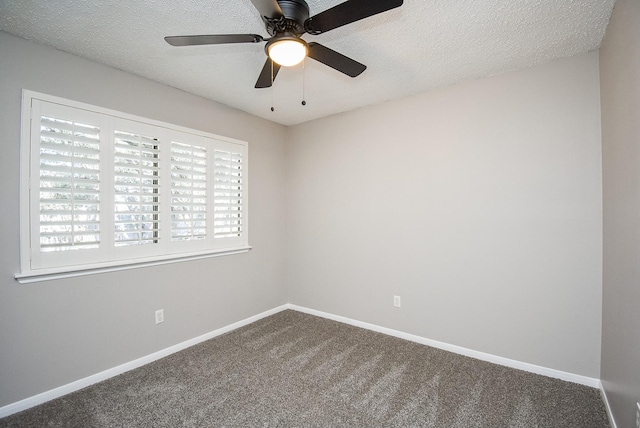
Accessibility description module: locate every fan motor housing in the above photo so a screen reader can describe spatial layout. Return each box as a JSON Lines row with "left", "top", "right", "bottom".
{"left": 266, "top": 0, "right": 310, "bottom": 36}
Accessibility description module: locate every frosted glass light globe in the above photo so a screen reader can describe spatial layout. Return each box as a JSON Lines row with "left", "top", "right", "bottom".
{"left": 268, "top": 39, "right": 307, "bottom": 67}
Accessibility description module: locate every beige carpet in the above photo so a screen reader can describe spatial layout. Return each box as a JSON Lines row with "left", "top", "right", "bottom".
{"left": 0, "top": 310, "right": 610, "bottom": 427}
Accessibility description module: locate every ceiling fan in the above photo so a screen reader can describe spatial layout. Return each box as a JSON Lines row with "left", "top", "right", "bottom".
{"left": 164, "top": 0, "right": 403, "bottom": 88}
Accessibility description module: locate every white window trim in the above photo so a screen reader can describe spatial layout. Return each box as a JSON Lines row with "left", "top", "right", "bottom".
{"left": 17, "top": 90, "right": 251, "bottom": 284}
{"left": 14, "top": 247, "right": 251, "bottom": 284}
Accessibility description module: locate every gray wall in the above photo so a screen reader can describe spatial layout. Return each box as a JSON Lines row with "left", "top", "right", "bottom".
{"left": 600, "top": 0, "right": 640, "bottom": 426}
{"left": 0, "top": 32, "right": 288, "bottom": 407}
{"left": 286, "top": 52, "right": 603, "bottom": 378}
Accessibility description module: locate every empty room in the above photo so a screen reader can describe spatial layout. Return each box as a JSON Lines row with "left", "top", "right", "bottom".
{"left": 0, "top": 0, "right": 638, "bottom": 426}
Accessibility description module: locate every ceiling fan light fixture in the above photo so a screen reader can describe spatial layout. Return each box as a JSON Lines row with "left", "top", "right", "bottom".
{"left": 164, "top": 0, "right": 405, "bottom": 88}
{"left": 267, "top": 37, "right": 308, "bottom": 67}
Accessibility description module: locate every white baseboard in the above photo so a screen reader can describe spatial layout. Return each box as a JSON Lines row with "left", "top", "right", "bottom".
{"left": 287, "top": 304, "right": 601, "bottom": 388}
{"left": 0, "top": 304, "right": 289, "bottom": 419}
{"left": 1, "top": 303, "right": 603, "bottom": 419}
{"left": 599, "top": 381, "right": 618, "bottom": 428}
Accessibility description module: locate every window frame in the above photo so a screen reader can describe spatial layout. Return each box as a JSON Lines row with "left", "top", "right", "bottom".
{"left": 17, "top": 90, "right": 250, "bottom": 284}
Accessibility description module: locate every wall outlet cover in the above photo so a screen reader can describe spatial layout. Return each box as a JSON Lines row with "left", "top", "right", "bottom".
{"left": 155, "top": 309, "right": 164, "bottom": 324}
{"left": 393, "top": 295, "right": 401, "bottom": 308}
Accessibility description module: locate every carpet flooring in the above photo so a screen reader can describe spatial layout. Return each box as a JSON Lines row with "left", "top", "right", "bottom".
{"left": 0, "top": 310, "right": 610, "bottom": 427}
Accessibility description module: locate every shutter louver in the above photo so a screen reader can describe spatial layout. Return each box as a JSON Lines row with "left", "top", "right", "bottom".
{"left": 39, "top": 116, "right": 101, "bottom": 252}
{"left": 114, "top": 130, "right": 160, "bottom": 246}
{"left": 170, "top": 142, "right": 207, "bottom": 241}
{"left": 213, "top": 149, "right": 243, "bottom": 238}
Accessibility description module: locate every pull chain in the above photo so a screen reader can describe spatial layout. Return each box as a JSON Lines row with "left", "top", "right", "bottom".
{"left": 301, "top": 57, "right": 306, "bottom": 106}
{"left": 270, "top": 60, "right": 275, "bottom": 112}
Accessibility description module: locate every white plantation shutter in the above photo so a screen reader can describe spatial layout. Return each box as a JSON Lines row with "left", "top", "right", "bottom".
{"left": 20, "top": 92, "right": 249, "bottom": 281}
{"left": 213, "top": 147, "right": 244, "bottom": 239}
{"left": 114, "top": 130, "right": 160, "bottom": 246}
{"left": 38, "top": 115, "right": 101, "bottom": 252}
{"left": 170, "top": 142, "right": 207, "bottom": 241}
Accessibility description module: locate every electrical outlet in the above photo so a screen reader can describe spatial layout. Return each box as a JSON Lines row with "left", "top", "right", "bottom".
{"left": 393, "top": 295, "right": 401, "bottom": 308}
{"left": 155, "top": 309, "right": 164, "bottom": 324}
{"left": 636, "top": 402, "right": 640, "bottom": 428}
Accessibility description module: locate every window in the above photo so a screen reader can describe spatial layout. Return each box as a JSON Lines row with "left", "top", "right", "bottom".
{"left": 170, "top": 141, "right": 207, "bottom": 242}
{"left": 213, "top": 148, "right": 244, "bottom": 238}
{"left": 38, "top": 114, "right": 101, "bottom": 253}
{"left": 113, "top": 129, "right": 160, "bottom": 247}
{"left": 18, "top": 91, "right": 249, "bottom": 282}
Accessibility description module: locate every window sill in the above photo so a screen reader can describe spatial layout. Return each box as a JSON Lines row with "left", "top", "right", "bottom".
{"left": 15, "top": 246, "right": 252, "bottom": 284}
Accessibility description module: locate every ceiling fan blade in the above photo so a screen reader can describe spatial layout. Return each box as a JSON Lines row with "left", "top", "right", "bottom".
{"left": 164, "top": 34, "right": 264, "bottom": 46}
{"left": 255, "top": 58, "right": 282, "bottom": 88}
{"left": 307, "top": 42, "right": 366, "bottom": 77}
{"left": 250, "top": 0, "right": 284, "bottom": 20}
{"left": 304, "top": 0, "right": 403, "bottom": 34}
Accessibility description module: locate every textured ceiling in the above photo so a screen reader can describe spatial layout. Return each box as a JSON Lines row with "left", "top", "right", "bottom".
{"left": 0, "top": 0, "right": 615, "bottom": 126}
